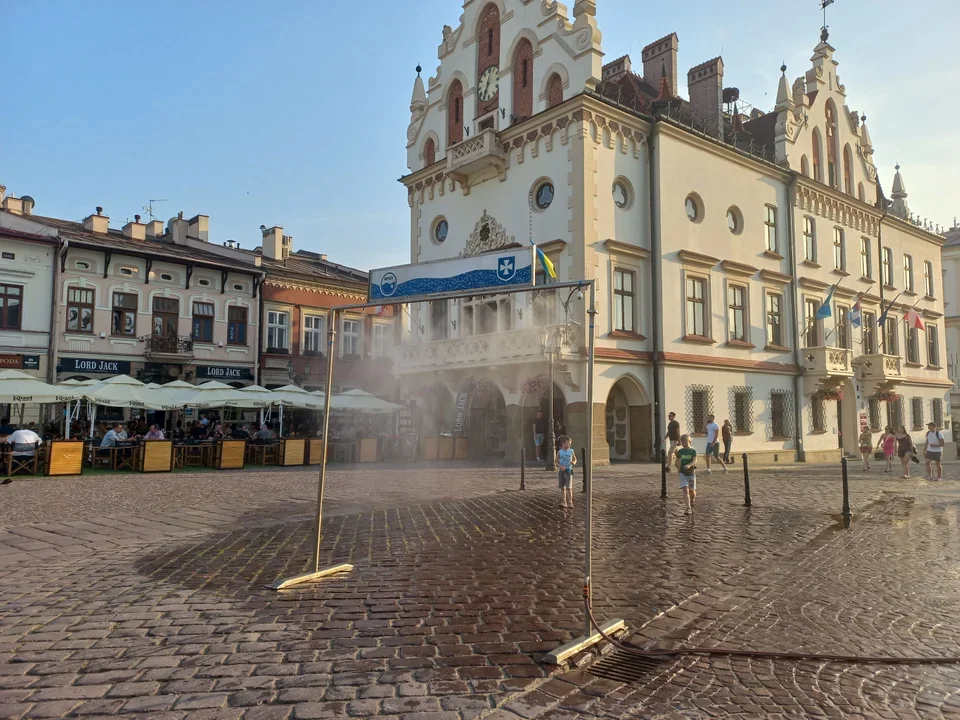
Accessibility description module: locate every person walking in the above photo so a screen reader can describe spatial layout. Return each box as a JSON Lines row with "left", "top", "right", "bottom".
{"left": 721, "top": 419, "right": 733, "bottom": 464}
{"left": 674, "top": 434, "right": 698, "bottom": 515}
{"left": 923, "top": 421, "right": 945, "bottom": 481}
{"left": 663, "top": 412, "right": 681, "bottom": 472}
{"left": 858, "top": 427, "right": 873, "bottom": 471}
{"left": 532, "top": 410, "right": 546, "bottom": 462}
{"left": 704, "top": 414, "right": 728, "bottom": 474}
{"left": 877, "top": 426, "right": 896, "bottom": 473}
{"left": 895, "top": 426, "right": 917, "bottom": 478}
{"left": 556, "top": 435, "right": 577, "bottom": 509}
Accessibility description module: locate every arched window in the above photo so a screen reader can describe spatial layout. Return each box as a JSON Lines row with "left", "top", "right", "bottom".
{"left": 812, "top": 129, "right": 823, "bottom": 183}
{"left": 447, "top": 80, "right": 463, "bottom": 147}
{"left": 423, "top": 137, "right": 436, "bottom": 167}
{"left": 512, "top": 38, "right": 534, "bottom": 121}
{"left": 825, "top": 101, "right": 838, "bottom": 187}
{"left": 801, "top": 155, "right": 810, "bottom": 177}
{"left": 547, "top": 73, "right": 563, "bottom": 109}
{"left": 843, "top": 144, "right": 854, "bottom": 195}
{"left": 475, "top": 3, "right": 500, "bottom": 118}
{"left": 858, "top": 182, "right": 865, "bottom": 202}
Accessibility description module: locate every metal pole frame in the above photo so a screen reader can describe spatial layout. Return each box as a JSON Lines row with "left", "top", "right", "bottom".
{"left": 269, "top": 280, "right": 599, "bottom": 592}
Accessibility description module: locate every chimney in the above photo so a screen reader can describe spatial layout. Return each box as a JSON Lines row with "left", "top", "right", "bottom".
{"left": 687, "top": 56, "right": 724, "bottom": 138}
{"left": 167, "top": 212, "right": 188, "bottom": 245}
{"left": 602, "top": 55, "right": 632, "bottom": 83}
{"left": 0, "top": 185, "right": 5, "bottom": 203}
{"left": 2, "top": 195, "right": 24, "bottom": 216}
{"left": 145, "top": 219, "right": 164, "bottom": 238}
{"left": 261, "top": 225, "right": 284, "bottom": 260}
{"left": 642, "top": 33, "right": 678, "bottom": 96}
{"left": 122, "top": 215, "right": 146, "bottom": 240}
{"left": 83, "top": 207, "right": 110, "bottom": 234}
{"left": 188, "top": 214, "right": 209, "bottom": 242}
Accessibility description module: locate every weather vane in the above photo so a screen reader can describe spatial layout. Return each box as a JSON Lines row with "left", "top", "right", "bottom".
{"left": 821, "top": 0, "right": 834, "bottom": 34}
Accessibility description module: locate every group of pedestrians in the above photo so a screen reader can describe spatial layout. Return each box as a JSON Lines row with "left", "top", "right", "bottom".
{"left": 865, "top": 423, "right": 945, "bottom": 481}
{"left": 663, "top": 412, "right": 730, "bottom": 516}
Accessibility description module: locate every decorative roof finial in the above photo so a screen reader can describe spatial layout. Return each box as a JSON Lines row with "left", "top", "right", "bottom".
{"left": 781, "top": 62, "right": 787, "bottom": 74}
{"left": 416, "top": 64, "right": 422, "bottom": 77}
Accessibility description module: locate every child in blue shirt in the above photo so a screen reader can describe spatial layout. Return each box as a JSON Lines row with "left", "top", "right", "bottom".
{"left": 556, "top": 435, "right": 577, "bottom": 509}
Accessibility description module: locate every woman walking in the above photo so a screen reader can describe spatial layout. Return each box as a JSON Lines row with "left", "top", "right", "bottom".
{"left": 895, "top": 425, "right": 917, "bottom": 478}
{"left": 721, "top": 419, "right": 733, "bottom": 464}
{"left": 877, "top": 426, "right": 896, "bottom": 473}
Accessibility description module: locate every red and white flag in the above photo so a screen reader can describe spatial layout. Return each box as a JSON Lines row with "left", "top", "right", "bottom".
{"left": 904, "top": 308, "right": 925, "bottom": 330}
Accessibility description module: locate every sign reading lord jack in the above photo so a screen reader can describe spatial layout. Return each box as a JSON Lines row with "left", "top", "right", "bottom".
{"left": 59, "top": 357, "right": 131, "bottom": 375}
{"left": 196, "top": 366, "right": 254, "bottom": 381}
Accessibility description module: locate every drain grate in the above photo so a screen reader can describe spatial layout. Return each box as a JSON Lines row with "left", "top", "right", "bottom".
{"left": 589, "top": 649, "right": 675, "bottom": 684}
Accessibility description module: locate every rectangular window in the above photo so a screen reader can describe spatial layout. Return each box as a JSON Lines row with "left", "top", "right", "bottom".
{"left": 868, "top": 397, "right": 881, "bottom": 431}
{"left": 928, "top": 325, "right": 940, "bottom": 367}
{"left": 0, "top": 284, "right": 23, "bottom": 330}
{"left": 191, "top": 302, "right": 215, "bottom": 343}
{"left": 771, "top": 390, "right": 790, "bottom": 438}
{"left": 727, "top": 284, "right": 746, "bottom": 342}
{"left": 804, "top": 298, "right": 821, "bottom": 347}
{"left": 430, "top": 300, "right": 448, "bottom": 341}
{"left": 341, "top": 318, "right": 362, "bottom": 356}
{"left": 111, "top": 292, "right": 137, "bottom": 336}
{"left": 905, "top": 324, "right": 920, "bottom": 364}
{"left": 833, "top": 228, "right": 845, "bottom": 270}
{"left": 152, "top": 296, "right": 179, "bottom": 339}
{"left": 373, "top": 324, "right": 389, "bottom": 358}
{"left": 227, "top": 306, "right": 248, "bottom": 345}
{"left": 890, "top": 396, "right": 904, "bottom": 430}
{"left": 685, "top": 276, "right": 707, "bottom": 338}
{"left": 303, "top": 315, "right": 325, "bottom": 355}
{"left": 266, "top": 310, "right": 289, "bottom": 350}
{"left": 924, "top": 260, "right": 935, "bottom": 297}
{"left": 804, "top": 217, "right": 816, "bottom": 262}
{"left": 613, "top": 268, "right": 635, "bottom": 332}
{"left": 732, "top": 388, "right": 752, "bottom": 433}
{"left": 522, "top": 59, "right": 529, "bottom": 88}
{"left": 860, "top": 237, "right": 872, "bottom": 278}
{"left": 691, "top": 388, "right": 709, "bottom": 434}
{"left": 903, "top": 254, "right": 914, "bottom": 292}
{"left": 882, "top": 247, "right": 894, "bottom": 286}
{"left": 911, "top": 397, "right": 924, "bottom": 430}
{"left": 884, "top": 317, "right": 898, "bottom": 356}
{"left": 812, "top": 393, "right": 826, "bottom": 432}
{"left": 764, "top": 205, "right": 778, "bottom": 253}
{"left": 933, "top": 399, "right": 944, "bottom": 428}
{"left": 835, "top": 305, "right": 849, "bottom": 349}
{"left": 66, "top": 287, "right": 94, "bottom": 333}
{"left": 765, "top": 292, "right": 783, "bottom": 347}
{"left": 862, "top": 311, "right": 877, "bottom": 354}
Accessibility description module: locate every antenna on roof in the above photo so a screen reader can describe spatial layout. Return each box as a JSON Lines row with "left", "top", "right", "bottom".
{"left": 142, "top": 198, "right": 167, "bottom": 222}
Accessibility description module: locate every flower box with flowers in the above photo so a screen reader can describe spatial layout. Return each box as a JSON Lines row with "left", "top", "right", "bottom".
{"left": 818, "top": 388, "right": 843, "bottom": 402}
{"left": 873, "top": 391, "right": 900, "bottom": 403}
{"left": 521, "top": 377, "right": 547, "bottom": 396}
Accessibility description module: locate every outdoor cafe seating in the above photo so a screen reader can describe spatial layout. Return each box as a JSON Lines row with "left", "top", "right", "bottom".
{"left": 2, "top": 442, "right": 44, "bottom": 477}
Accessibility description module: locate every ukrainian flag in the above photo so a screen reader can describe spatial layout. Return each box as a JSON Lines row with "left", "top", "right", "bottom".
{"left": 530, "top": 239, "right": 556, "bottom": 280}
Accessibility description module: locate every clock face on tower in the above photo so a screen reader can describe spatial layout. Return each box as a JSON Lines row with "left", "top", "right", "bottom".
{"left": 478, "top": 66, "right": 500, "bottom": 102}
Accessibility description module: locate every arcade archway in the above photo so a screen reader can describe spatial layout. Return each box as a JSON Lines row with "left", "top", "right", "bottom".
{"left": 604, "top": 375, "right": 652, "bottom": 462}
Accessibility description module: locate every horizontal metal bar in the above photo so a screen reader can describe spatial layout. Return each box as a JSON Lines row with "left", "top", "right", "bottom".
{"left": 267, "top": 563, "right": 353, "bottom": 590}
{"left": 544, "top": 618, "right": 626, "bottom": 666}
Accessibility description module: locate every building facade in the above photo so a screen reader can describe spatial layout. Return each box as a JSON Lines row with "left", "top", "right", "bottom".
{"left": 941, "top": 221, "right": 960, "bottom": 437}
{"left": 397, "top": 0, "right": 950, "bottom": 463}
{"left": 254, "top": 227, "right": 398, "bottom": 395}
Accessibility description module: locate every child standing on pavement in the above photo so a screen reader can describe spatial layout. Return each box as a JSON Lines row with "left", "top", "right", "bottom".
{"left": 675, "top": 434, "right": 698, "bottom": 515}
{"left": 556, "top": 435, "right": 577, "bottom": 509}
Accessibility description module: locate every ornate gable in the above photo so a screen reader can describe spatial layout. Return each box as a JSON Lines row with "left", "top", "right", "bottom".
{"left": 465, "top": 210, "right": 514, "bottom": 256}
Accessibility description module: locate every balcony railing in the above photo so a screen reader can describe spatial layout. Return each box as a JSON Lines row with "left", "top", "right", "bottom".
{"left": 801, "top": 346, "right": 854, "bottom": 377}
{"left": 397, "top": 327, "right": 581, "bottom": 373}
{"left": 141, "top": 334, "right": 194, "bottom": 356}
{"left": 858, "top": 353, "right": 904, "bottom": 385}
{"left": 446, "top": 127, "right": 506, "bottom": 185}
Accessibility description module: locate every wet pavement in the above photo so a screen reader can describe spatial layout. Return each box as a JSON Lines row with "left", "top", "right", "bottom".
{"left": 0, "top": 461, "right": 959, "bottom": 718}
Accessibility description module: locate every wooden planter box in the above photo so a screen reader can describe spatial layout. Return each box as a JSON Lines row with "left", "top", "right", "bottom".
{"left": 358, "top": 438, "right": 378, "bottom": 463}
{"left": 139, "top": 440, "right": 174, "bottom": 473}
{"left": 279, "top": 438, "right": 306, "bottom": 466}
{"left": 307, "top": 438, "right": 325, "bottom": 465}
{"left": 216, "top": 440, "right": 247, "bottom": 470}
{"left": 438, "top": 436, "right": 454, "bottom": 460}
{"left": 422, "top": 437, "right": 439, "bottom": 460}
{"left": 454, "top": 438, "right": 469, "bottom": 459}
{"left": 45, "top": 440, "right": 85, "bottom": 477}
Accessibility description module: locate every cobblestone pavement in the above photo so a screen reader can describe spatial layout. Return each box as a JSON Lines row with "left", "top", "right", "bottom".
{"left": 0, "top": 460, "right": 959, "bottom": 718}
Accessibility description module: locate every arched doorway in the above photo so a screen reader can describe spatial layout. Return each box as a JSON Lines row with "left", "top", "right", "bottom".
{"left": 465, "top": 378, "right": 507, "bottom": 460}
{"left": 520, "top": 377, "right": 567, "bottom": 460}
{"left": 604, "top": 375, "right": 652, "bottom": 462}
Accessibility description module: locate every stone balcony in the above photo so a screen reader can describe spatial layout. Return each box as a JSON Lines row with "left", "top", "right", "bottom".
{"left": 801, "top": 346, "right": 853, "bottom": 394}
{"left": 396, "top": 328, "right": 579, "bottom": 374}
{"left": 856, "top": 353, "right": 904, "bottom": 390}
{"left": 446, "top": 128, "right": 506, "bottom": 189}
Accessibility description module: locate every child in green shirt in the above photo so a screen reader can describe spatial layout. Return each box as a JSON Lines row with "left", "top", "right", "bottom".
{"left": 674, "top": 434, "right": 698, "bottom": 515}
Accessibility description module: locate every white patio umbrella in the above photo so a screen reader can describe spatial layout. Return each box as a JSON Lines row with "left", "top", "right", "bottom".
{"left": 329, "top": 389, "right": 404, "bottom": 414}
{"left": 0, "top": 369, "right": 81, "bottom": 405}
{"left": 236, "top": 385, "right": 276, "bottom": 426}
{"left": 151, "top": 380, "right": 199, "bottom": 406}
{"left": 82, "top": 375, "right": 181, "bottom": 438}
{"left": 265, "top": 384, "right": 324, "bottom": 437}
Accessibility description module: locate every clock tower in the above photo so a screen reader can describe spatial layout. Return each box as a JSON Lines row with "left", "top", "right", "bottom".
{"left": 475, "top": 3, "right": 500, "bottom": 119}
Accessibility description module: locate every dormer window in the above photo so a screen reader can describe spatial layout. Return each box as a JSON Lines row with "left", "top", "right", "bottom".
{"left": 119, "top": 266, "right": 137, "bottom": 277}
{"left": 198, "top": 278, "right": 211, "bottom": 287}
{"left": 75, "top": 261, "right": 90, "bottom": 270}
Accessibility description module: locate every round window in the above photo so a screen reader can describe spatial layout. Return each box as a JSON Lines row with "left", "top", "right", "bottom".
{"left": 613, "top": 179, "right": 632, "bottom": 209}
{"left": 535, "top": 182, "right": 554, "bottom": 210}
{"left": 685, "top": 194, "right": 702, "bottom": 223}
{"left": 433, "top": 218, "right": 448, "bottom": 244}
{"left": 726, "top": 206, "right": 743, "bottom": 235}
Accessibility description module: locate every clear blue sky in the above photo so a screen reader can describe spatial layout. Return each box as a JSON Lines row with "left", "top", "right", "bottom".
{"left": 3, "top": 1, "right": 956, "bottom": 271}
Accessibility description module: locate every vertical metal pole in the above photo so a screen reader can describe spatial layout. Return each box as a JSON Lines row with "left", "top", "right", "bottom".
{"left": 584, "top": 281, "right": 596, "bottom": 640}
{"left": 661, "top": 448, "right": 667, "bottom": 498}
{"left": 520, "top": 447, "right": 526, "bottom": 490}
{"left": 742, "top": 452, "right": 752, "bottom": 507}
{"left": 581, "top": 446, "right": 586, "bottom": 493}
{"left": 841, "top": 456, "right": 851, "bottom": 528}
{"left": 312, "top": 308, "right": 338, "bottom": 575}
{"left": 546, "top": 352, "right": 556, "bottom": 471}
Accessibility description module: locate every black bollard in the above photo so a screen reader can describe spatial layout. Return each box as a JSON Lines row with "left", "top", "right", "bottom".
{"left": 661, "top": 448, "right": 668, "bottom": 499}
{"left": 742, "top": 452, "right": 752, "bottom": 507}
{"left": 841, "top": 456, "right": 851, "bottom": 528}
{"left": 581, "top": 447, "right": 587, "bottom": 493}
{"left": 520, "top": 447, "right": 526, "bottom": 490}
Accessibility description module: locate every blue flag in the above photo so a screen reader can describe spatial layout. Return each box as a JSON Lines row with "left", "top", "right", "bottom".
{"left": 877, "top": 292, "right": 902, "bottom": 327}
{"left": 848, "top": 299, "right": 862, "bottom": 329}
{"left": 816, "top": 281, "right": 840, "bottom": 320}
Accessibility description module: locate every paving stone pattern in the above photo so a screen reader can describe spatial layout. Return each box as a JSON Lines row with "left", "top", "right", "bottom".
{"left": 0, "top": 461, "right": 958, "bottom": 718}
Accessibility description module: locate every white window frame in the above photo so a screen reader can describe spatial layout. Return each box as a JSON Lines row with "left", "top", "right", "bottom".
{"left": 764, "top": 205, "right": 778, "bottom": 253}
{"left": 726, "top": 282, "right": 748, "bottom": 343}
{"left": 924, "top": 260, "right": 935, "bottom": 297}
{"left": 266, "top": 310, "right": 289, "bottom": 350}
{"left": 684, "top": 274, "right": 710, "bottom": 339}
{"left": 803, "top": 216, "right": 816, "bottom": 263}
{"left": 340, "top": 317, "right": 362, "bottom": 357}
{"left": 860, "top": 237, "right": 871, "bottom": 279}
{"left": 373, "top": 323, "right": 390, "bottom": 358}
{"left": 764, "top": 290, "right": 784, "bottom": 348}
{"left": 303, "top": 314, "right": 325, "bottom": 355}
{"left": 833, "top": 227, "right": 845, "bottom": 271}
{"left": 613, "top": 267, "right": 636, "bottom": 333}
{"left": 882, "top": 247, "right": 894, "bottom": 286}
{"left": 903, "top": 254, "right": 914, "bottom": 292}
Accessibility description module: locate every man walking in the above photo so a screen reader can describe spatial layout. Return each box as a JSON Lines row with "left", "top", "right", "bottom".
{"left": 532, "top": 410, "right": 546, "bottom": 462}
{"left": 923, "top": 421, "right": 945, "bottom": 481}
{"left": 664, "top": 412, "right": 681, "bottom": 472}
{"left": 704, "top": 414, "right": 728, "bottom": 475}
